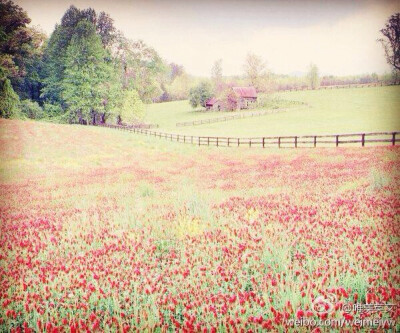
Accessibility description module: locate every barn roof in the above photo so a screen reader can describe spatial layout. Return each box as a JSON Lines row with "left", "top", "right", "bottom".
{"left": 233, "top": 86, "right": 257, "bottom": 98}
{"left": 206, "top": 97, "right": 218, "bottom": 105}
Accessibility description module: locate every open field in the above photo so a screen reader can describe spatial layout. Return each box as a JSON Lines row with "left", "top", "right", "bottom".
{"left": 145, "top": 86, "right": 400, "bottom": 137}
{"left": 143, "top": 98, "right": 304, "bottom": 132}
{"left": 0, "top": 119, "right": 399, "bottom": 331}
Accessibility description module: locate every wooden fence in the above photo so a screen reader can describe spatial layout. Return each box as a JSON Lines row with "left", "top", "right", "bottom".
{"left": 97, "top": 124, "right": 399, "bottom": 148}
{"left": 176, "top": 108, "right": 288, "bottom": 127}
{"left": 124, "top": 123, "right": 159, "bottom": 129}
{"left": 277, "top": 82, "right": 399, "bottom": 93}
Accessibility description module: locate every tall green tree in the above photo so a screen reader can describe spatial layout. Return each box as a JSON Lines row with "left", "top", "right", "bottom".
{"left": 61, "top": 20, "right": 116, "bottom": 124}
{"left": 0, "top": 0, "right": 30, "bottom": 79}
{"left": 41, "top": 6, "right": 82, "bottom": 105}
{"left": 0, "top": 0, "right": 46, "bottom": 102}
{"left": 41, "top": 5, "right": 116, "bottom": 107}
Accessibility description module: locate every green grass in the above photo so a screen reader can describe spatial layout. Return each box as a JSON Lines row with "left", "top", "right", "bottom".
{"left": 145, "top": 86, "right": 400, "bottom": 137}
{"left": 143, "top": 97, "right": 302, "bottom": 131}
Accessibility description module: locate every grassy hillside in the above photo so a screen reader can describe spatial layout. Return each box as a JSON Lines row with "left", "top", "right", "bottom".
{"left": 145, "top": 86, "right": 400, "bottom": 136}
{"left": 143, "top": 98, "right": 301, "bottom": 131}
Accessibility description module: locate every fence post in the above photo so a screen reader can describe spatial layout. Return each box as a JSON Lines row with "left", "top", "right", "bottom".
{"left": 392, "top": 132, "right": 396, "bottom": 146}
{"left": 238, "top": 138, "right": 240, "bottom": 147}
{"left": 361, "top": 134, "right": 365, "bottom": 147}
{"left": 336, "top": 135, "right": 339, "bottom": 147}
{"left": 262, "top": 137, "right": 265, "bottom": 148}
{"left": 184, "top": 135, "right": 186, "bottom": 143}
{"left": 314, "top": 136, "right": 317, "bottom": 147}
{"left": 228, "top": 138, "right": 230, "bottom": 147}
{"left": 294, "top": 136, "right": 297, "bottom": 148}
{"left": 278, "top": 137, "right": 281, "bottom": 148}
{"left": 217, "top": 137, "right": 219, "bottom": 147}
{"left": 207, "top": 137, "right": 210, "bottom": 146}
{"left": 249, "top": 139, "right": 251, "bottom": 148}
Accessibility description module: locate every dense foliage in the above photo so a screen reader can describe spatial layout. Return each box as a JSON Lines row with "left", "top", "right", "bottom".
{"left": 189, "top": 81, "right": 213, "bottom": 108}
{"left": 0, "top": 1, "right": 196, "bottom": 124}
{"left": 19, "top": 99, "right": 44, "bottom": 119}
{"left": 117, "top": 89, "right": 145, "bottom": 124}
{"left": 0, "top": 75, "right": 19, "bottom": 118}
{"left": 61, "top": 21, "right": 116, "bottom": 124}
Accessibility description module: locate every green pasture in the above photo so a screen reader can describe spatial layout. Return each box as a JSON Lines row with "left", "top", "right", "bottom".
{"left": 144, "top": 86, "right": 400, "bottom": 137}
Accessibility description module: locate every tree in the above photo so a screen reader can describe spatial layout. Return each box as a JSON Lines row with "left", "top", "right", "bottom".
{"left": 307, "top": 63, "right": 320, "bottom": 89}
{"left": 189, "top": 81, "right": 213, "bottom": 108}
{"left": 169, "top": 62, "right": 184, "bottom": 81}
{"left": 166, "top": 73, "right": 191, "bottom": 100}
{"left": 41, "top": 5, "right": 117, "bottom": 106}
{"left": 117, "top": 89, "right": 145, "bottom": 124}
{"left": 378, "top": 13, "right": 400, "bottom": 73}
{"left": 12, "top": 26, "right": 46, "bottom": 102}
{"left": 0, "top": 0, "right": 46, "bottom": 102}
{"left": 112, "top": 35, "right": 166, "bottom": 103}
{"left": 96, "top": 11, "right": 116, "bottom": 47}
{"left": 211, "top": 59, "right": 223, "bottom": 86}
{"left": 243, "top": 53, "right": 266, "bottom": 91}
{"left": 0, "top": 76, "right": 20, "bottom": 118}
{"left": 218, "top": 83, "right": 239, "bottom": 111}
{"left": 0, "top": 0, "right": 31, "bottom": 79}
{"left": 61, "top": 21, "right": 115, "bottom": 124}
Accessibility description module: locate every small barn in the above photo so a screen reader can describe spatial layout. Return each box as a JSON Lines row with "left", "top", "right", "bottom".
{"left": 205, "top": 97, "right": 221, "bottom": 111}
{"left": 232, "top": 86, "right": 257, "bottom": 109}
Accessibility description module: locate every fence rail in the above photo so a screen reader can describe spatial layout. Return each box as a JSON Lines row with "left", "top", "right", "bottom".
{"left": 123, "top": 123, "right": 159, "bottom": 129}
{"left": 276, "top": 82, "right": 398, "bottom": 93}
{"left": 97, "top": 124, "right": 399, "bottom": 148}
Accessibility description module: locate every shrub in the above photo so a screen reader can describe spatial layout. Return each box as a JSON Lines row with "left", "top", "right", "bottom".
{"left": 20, "top": 99, "right": 44, "bottom": 119}
{"left": 189, "top": 81, "right": 213, "bottom": 108}
{"left": 118, "top": 89, "right": 145, "bottom": 124}
{"left": 0, "top": 78, "right": 20, "bottom": 118}
{"left": 43, "top": 103, "right": 63, "bottom": 119}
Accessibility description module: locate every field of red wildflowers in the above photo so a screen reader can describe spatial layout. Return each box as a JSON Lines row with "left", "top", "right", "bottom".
{"left": 0, "top": 119, "right": 399, "bottom": 332}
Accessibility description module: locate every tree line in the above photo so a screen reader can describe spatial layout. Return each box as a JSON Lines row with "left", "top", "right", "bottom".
{"left": 0, "top": 1, "right": 202, "bottom": 124}
{"left": 1, "top": 0, "right": 399, "bottom": 121}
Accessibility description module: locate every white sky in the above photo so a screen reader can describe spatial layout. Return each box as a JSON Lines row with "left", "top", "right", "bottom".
{"left": 16, "top": 0, "right": 400, "bottom": 76}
